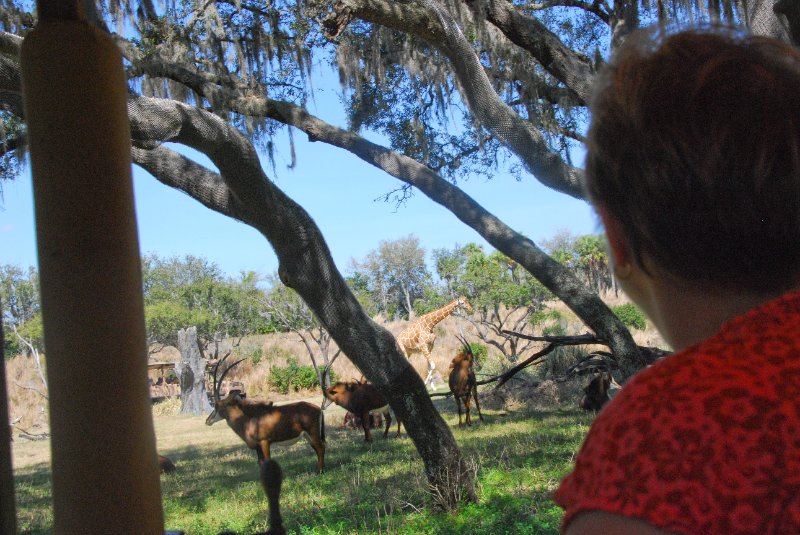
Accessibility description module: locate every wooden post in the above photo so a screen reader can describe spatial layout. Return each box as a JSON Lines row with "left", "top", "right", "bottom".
{"left": 0, "top": 304, "right": 17, "bottom": 535}
{"left": 20, "top": 2, "right": 164, "bottom": 533}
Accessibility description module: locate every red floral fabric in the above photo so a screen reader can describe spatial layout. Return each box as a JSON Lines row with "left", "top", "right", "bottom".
{"left": 554, "top": 290, "right": 800, "bottom": 534}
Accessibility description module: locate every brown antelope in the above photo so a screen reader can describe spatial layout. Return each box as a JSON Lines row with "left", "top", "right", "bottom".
{"left": 158, "top": 454, "right": 176, "bottom": 474}
{"left": 342, "top": 410, "right": 383, "bottom": 430}
{"left": 321, "top": 380, "right": 401, "bottom": 442}
{"left": 448, "top": 336, "right": 483, "bottom": 426}
{"left": 205, "top": 355, "right": 326, "bottom": 473}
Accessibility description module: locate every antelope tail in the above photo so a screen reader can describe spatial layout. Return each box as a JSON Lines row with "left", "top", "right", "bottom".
{"left": 320, "top": 410, "right": 326, "bottom": 443}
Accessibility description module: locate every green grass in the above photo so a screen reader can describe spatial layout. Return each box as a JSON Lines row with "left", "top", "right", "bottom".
{"left": 13, "top": 404, "right": 595, "bottom": 534}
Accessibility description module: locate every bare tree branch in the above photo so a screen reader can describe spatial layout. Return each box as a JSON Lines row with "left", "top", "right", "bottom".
{"left": 525, "top": 0, "right": 610, "bottom": 22}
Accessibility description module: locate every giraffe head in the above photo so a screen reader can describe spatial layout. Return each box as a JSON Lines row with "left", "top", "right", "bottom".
{"left": 456, "top": 295, "right": 473, "bottom": 314}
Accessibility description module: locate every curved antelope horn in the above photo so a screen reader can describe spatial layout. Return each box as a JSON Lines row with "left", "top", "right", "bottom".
{"left": 456, "top": 329, "right": 472, "bottom": 356}
{"left": 214, "top": 356, "right": 244, "bottom": 400}
{"left": 211, "top": 351, "right": 233, "bottom": 386}
{"left": 210, "top": 354, "right": 226, "bottom": 401}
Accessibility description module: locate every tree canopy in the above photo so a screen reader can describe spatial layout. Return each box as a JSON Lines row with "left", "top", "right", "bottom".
{"left": 142, "top": 254, "right": 270, "bottom": 354}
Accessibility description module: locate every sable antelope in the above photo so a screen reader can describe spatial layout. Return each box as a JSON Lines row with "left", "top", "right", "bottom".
{"left": 448, "top": 336, "right": 483, "bottom": 426}
{"left": 579, "top": 372, "right": 620, "bottom": 411}
{"left": 206, "top": 355, "right": 326, "bottom": 473}
{"left": 158, "top": 454, "right": 176, "bottom": 474}
{"left": 321, "top": 380, "right": 401, "bottom": 442}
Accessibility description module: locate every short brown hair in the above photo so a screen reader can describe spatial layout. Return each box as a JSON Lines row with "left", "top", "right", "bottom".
{"left": 585, "top": 27, "right": 800, "bottom": 293}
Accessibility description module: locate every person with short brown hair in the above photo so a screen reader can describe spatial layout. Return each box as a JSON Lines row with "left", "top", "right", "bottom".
{"left": 554, "top": 27, "right": 800, "bottom": 534}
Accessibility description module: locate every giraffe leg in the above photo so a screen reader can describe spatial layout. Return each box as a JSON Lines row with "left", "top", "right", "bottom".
{"left": 424, "top": 359, "right": 438, "bottom": 390}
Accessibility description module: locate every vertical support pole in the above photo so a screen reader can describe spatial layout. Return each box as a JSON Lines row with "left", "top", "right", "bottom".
{"left": 20, "top": 3, "right": 164, "bottom": 534}
{"left": 0, "top": 304, "right": 17, "bottom": 535}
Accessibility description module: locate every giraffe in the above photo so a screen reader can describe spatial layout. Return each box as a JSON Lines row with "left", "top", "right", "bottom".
{"left": 396, "top": 295, "right": 473, "bottom": 389}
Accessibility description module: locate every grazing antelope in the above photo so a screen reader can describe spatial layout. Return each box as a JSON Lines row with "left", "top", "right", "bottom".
{"left": 206, "top": 355, "right": 326, "bottom": 473}
{"left": 448, "top": 337, "right": 483, "bottom": 426}
{"left": 158, "top": 454, "right": 176, "bottom": 474}
{"left": 321, "top": 380, "right": 401, "bottom": 442}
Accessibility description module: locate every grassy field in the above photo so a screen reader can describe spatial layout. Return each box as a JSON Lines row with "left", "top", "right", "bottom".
{"left": 11, "top": 396, "right": 595, "bottom": 534}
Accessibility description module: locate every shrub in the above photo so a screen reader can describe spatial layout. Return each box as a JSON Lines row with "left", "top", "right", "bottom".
{"left": 530, "top": 308, "right": 563, "bottom": 327}
{"left": 612, "top": 303, "right": 647, "bottom": 330}
{"left": 538, "top": 345, "right": 583, "bottom": 378}
{"left": 467, "top": 342, "right": 487, "bottom": 370}
{"left": 542, "top": 324, "right": 566, "bottom": 337}
{"left": 268, "top": 358, "right": 335, "bottom": 394}
{"left": 250, "top": 347, "right": 263, "bottom": 366}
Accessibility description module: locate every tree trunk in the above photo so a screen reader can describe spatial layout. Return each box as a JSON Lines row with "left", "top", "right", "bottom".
{"left": 0, "top": 301, "right": 17, "bottom": 535}
{"left": 746, "top": 0, "right": 792, "bottom": 41}
{"left": 126, "top": 99, "right": 477, "bottom": 507}
{"left": 176, "top": 326, "right": 212, "bottom": 415}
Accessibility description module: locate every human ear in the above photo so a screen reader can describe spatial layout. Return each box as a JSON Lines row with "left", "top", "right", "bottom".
{"left": 597, "top": 207, "right": 633, "bottom": 279}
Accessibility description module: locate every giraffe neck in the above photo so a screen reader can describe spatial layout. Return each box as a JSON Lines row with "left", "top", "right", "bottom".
{"left": 419, "top": 299, "right": 460, "bottom": 330}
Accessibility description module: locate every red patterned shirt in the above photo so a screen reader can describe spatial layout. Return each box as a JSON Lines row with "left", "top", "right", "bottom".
{"left": 554, "top": 290, "right": 800, "bottom": 534}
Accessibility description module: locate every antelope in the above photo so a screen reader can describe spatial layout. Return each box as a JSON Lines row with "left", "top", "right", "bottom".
{"left": 321, "top": 379, "right": 401, "bottom": 442}
{"left": 342, "top": 410, "right": 383, "bottom": 430}
{"left": 205, "top": 355, "right": 326, "bottom": 473}
{"left": 158, "top": 454, "right": 176, "bottom": 474}
{"left": 448, "top": 336, "right": 483, "bottom": 426}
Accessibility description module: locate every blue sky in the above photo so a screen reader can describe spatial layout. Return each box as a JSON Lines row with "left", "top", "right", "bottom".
{"left": 1, "top": 134, "right": 597, "bottom": 280}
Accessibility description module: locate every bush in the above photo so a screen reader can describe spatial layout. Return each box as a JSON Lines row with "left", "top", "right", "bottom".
{"left": 250, "top": 347, "right": 263, "bottom": 366}
{"left": 268, "top": 358, "right": 335, "bottom": 394}
{"left": 538, "top": 345, "right": 583, "bottom": 378}
{"left": 611, "top": 303, "right": 647, "bottom": 330}
{"left": 530, "top": 308, "right": 563, "bottom": 327}
{"left": 467, "top": 342, "right": 487, "bottom": 370}
{"left": 542, "top": 324, "right": 566, "bottom": 337}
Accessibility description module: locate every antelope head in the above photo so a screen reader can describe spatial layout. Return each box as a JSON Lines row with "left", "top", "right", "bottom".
{"left": 321, "top": 381, "right": 356, "bottom": 411}
{"left": 205, "top": 353, "right": 245, "bottom": 426}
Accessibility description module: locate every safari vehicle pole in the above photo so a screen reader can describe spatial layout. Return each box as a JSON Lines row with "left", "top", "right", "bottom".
{"left": 18, "top": 1, "right": 164, "bottom": 532}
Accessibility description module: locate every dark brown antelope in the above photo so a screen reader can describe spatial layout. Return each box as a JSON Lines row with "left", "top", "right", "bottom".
{"left": 579, "top": 372, "right": 620, "bottom": 411}
{"left": 342, "top": 410, "right": 383, "bottom": 430}
{"left": 321, "top": 380, "right": 401, "bottom": 442}
{"left": 206, "top": 355, "right": 326, "bottom": 473}
{"left": 448, "top": 337, "right": 483, "bottom": 426}
{"left": 158, "top": 454, "right": 176, "bottom": 474}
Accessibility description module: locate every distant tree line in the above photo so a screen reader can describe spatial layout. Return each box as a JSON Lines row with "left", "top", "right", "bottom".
{"left": 2, "top": 230, "right": 612, "bottom": 363}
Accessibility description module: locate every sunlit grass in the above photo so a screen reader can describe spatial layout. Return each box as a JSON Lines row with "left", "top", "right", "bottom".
{"left": 13, "top": 402, "right": 595, "bottom": 534}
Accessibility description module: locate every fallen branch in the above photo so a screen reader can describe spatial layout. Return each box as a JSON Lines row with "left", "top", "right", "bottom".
{"left": 499, "top": 330, "right": 603, "bottom": 345}
{"left": 15, "top": 425, "right": 49, "bottom": 441}
{"left": 12, "top": 381, "right": 49, "bottom": 400}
